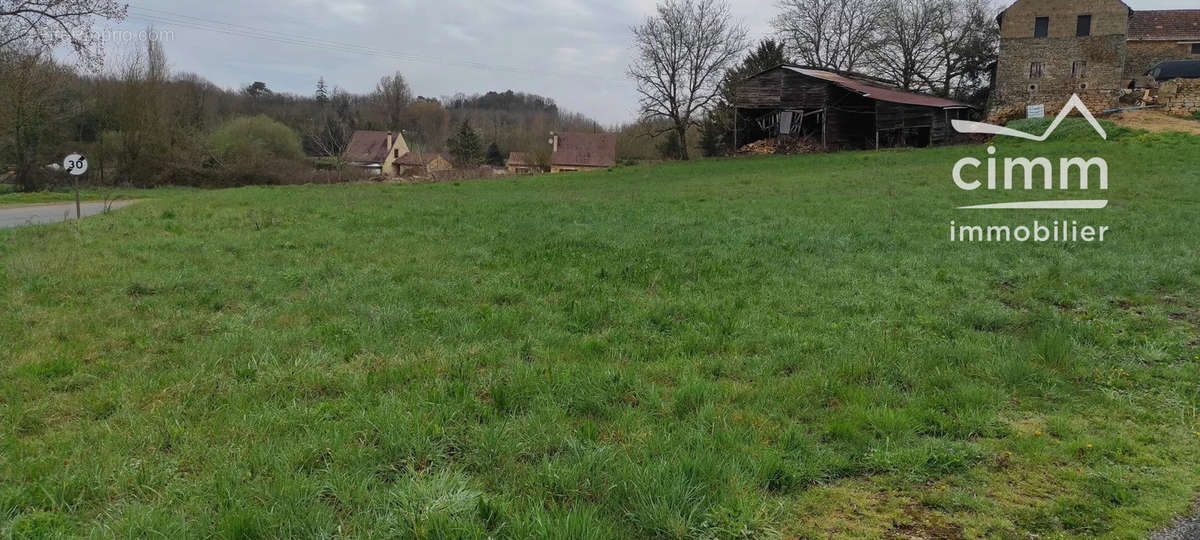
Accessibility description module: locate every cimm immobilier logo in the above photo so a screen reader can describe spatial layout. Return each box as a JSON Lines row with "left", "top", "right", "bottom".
{"left": 946, "top": 95, "right": 1110, "bottom": 243}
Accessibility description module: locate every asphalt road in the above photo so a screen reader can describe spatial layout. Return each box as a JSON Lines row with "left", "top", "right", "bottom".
{"left": 0, "top": 201, "right": 138, "bottom": 228}
{"left": 1153, "top": 509, "right": 1200, "bottom": 540}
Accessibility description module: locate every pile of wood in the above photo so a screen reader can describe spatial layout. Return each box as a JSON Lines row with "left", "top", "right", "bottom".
{"left": 736, "top": 137, "right": 822, "bottom": 156}
{"left": 985, "top": 105, "right": 1026, "bottom": 126}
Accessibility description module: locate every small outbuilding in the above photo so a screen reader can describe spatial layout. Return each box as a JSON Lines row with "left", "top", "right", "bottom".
{"left": 506, "top": 152, "right": 537, "bottom": 174}
{"left": 395, "top": 152, "right": 453, "bottom": 177}
{"left": 734, "top": 65, "right": 975, "bottom": 150}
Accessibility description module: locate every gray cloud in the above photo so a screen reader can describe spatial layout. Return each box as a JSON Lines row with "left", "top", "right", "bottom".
{"left": 97, "top": 0, "right": 1195, "bottom": 125}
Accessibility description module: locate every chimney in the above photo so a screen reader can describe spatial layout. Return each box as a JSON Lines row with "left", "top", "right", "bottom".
{"left": 386, "top": 131, "right": 393, "bottom": 155}
{"left": 550, "top": 132, "right": 559, "bottom": 153}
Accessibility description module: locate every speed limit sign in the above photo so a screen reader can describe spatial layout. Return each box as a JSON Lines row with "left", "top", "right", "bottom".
{"left": 63, "top": 154, "right": 88, "bottom": 176}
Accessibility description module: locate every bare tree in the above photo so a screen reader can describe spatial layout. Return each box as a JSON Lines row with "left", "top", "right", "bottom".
{"left": 111, "top": 30, "right": 170, "bottom": 184}
{"left": 304, "top": 105, "right": 351, "bottom": 180}
{"left": 375, "top": 72, "right": 411, "bottom": 130}
{"left": 628, "top": 0, "right": 747, "bottom": 161}
{"left": 772, "top": 0, "right": 880, "bottom": 73}
{"left": 0, "top": 0, "right": 128, "bottom": 69}
{"left": 925, "top": 0, "right": 999, "bottom": 98}
{"left": 870, "top": 0, "right": 942, "bottom": 90}
{"left": 0, "top": 47, "right": 73, "bottom": 191}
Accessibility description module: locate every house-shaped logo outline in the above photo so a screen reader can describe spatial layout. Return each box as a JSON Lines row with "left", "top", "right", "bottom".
{"left": 951, "top": 94, "right": 1108, "bottom": 141}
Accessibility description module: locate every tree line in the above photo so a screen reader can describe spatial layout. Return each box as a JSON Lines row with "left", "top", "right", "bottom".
{"left": 0, "top": 2, "right": 604, "bottom": 191}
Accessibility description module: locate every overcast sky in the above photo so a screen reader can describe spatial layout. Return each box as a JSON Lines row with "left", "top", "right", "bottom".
{"left": 92, "top": 0, "right": 1198, "bottom": 126}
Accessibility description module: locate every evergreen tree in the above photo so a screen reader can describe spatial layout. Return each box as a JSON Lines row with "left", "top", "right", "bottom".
{"left": 711, "top": 40, "right": 789, "bottom": 154}
{"left": 485, "top": 142, "right": 504, "bottom": 167}
{"left": 699, "top": 113, "right": 723, "bottom": 158}
{"left": 315, "top": 77, "right": 329, "bottom": 105}
{"left": 446, "top": 119, "right": 483, "bottom": 167}
{"left": 657, "top": 131, "right": 683, "bottom": 160}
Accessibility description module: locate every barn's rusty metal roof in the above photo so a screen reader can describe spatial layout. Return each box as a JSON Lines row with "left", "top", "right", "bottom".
{"left": 1129, "top": 10, "right": 1200, "bottom": 41}
{"left": 782, "top": 66, "right": 973, "bottom": 109}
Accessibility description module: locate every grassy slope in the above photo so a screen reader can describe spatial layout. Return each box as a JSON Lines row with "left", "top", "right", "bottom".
{"left": 2, "top": 128, "right": 1200, "bottom": 538}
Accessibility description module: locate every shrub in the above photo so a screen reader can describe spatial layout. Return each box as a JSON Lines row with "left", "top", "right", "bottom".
{"left": 207, "top": 115, "right": 304, "bottom": 166}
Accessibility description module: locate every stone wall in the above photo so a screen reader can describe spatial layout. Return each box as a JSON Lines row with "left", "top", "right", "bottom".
{"left": 1126, "top": 41, "right": 1200, "bottom": 79}
{"left": 999, "top": 0, "right": 1130, "bottom": 40}
{"left": 1157, "top": 79, "right": 1200, "bottom": 116}
{"left": 994, "top": 0, "right": 1132, "bottom": 109}
{"left": 995, "top": 35, "right": 1127, "bottom": 109}
{"left": 987, "top": 91, "right": 1122, "bottom": 124}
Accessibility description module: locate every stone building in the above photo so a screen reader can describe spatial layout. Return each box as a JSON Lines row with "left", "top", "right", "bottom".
{"left": 394, "top": 152, "right": 453, "bottom": 177}
{"left": 343, "top": 131, "right": 410, "bottom": 178}
{"left": 993, "top": 0, "right": 1200, "bottom": 111}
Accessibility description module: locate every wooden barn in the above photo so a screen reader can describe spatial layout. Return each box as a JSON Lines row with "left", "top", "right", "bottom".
{"left": 734, "top": 65, "right": 975, "bottom": 150}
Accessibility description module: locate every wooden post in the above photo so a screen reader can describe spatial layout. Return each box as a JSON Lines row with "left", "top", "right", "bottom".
{"left": 733, "top": 108, "right": 738, "bottom": 152}
{"left": 821, "top": 109, "right": 827, "bottom": 149}
{"left": 74, "top": 172, "right": 82, "bottom": 220}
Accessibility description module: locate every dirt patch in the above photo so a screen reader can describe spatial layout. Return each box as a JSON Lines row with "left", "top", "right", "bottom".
{"left": 885, "top": 506, "right": 964, "bottom": 540}
{"left": 1106, "top": 110, "right": 1200, "bottom": 135}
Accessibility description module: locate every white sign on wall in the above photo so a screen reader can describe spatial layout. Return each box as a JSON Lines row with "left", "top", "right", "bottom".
{"left": 1026, "top": 104, "right": 1045, "bottom": 119}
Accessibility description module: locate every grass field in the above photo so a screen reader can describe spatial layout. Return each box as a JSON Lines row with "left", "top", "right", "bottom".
{"left": 0, "top": 185, "right": 166, "bottom": 207}
{"left": 3, "top": 123, "right": 1200, "bottom": 538}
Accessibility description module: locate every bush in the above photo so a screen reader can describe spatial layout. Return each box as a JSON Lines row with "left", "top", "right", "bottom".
{"left": 207, "top": 115, "right": 304, "bottom": 166}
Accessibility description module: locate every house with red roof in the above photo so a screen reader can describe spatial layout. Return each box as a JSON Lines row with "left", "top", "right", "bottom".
{"left": 549, "top": 132, "right": 617, "bottom": 173}
{"left": 343, "top": 131, "right": 409, "bottom": 177}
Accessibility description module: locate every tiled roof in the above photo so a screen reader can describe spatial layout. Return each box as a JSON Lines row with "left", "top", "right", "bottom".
{"left": 344, "top": 131, "right": 393, "bottom": 163}
{"left": 1129, "top": 10, "right": 1200, "bottom": 41}
{"left": 551, "top": 133, "right": 617, "bottom": 168}
{"left": 507, "top": 152, "right": 532, "bottom": 166}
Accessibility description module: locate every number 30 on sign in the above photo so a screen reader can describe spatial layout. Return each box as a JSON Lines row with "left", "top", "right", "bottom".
{"left": 63, "top": 154, "right": 88, "bottom": 176}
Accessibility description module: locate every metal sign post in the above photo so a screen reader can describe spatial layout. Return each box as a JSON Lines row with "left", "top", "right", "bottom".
{"left": 63, "top": 154, "right": 88, "bottom": 220}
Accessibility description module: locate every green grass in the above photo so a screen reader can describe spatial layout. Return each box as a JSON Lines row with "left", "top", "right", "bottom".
{"left": 3, "top": 124, "right": 1200, "bottom": 537}
{"left": 0, "top": 185, "right": 176, "bottom": 207}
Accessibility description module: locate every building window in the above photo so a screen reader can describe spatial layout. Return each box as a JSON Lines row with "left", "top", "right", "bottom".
{"left": 394, "top": 149, "right": 400, "bottom": 158}
{"left": 1072, "top": 60, "right": 1087, "bottom": 77}
{"left": 1035, "top": 17, "right": 1050, "bottom": 38}
{"left": 1077, "top": 15, "right": 1092, "bottom": 37}
{"left": 1030, "top": 62, "right": 1045, "bottom": 79}
{"left": 1192, "top": 43, "right": 1200, "bottom": 55}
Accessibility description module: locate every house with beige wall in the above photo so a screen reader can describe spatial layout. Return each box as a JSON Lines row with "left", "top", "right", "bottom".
{"left": 343, "top": 131, "right": 410, "bottom": 178}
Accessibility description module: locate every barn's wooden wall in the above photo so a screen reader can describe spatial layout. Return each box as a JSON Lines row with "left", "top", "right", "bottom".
{"left": 737, "top": 68, "right": 830, "bottom": 109}
{"left": 826, "top": 88, "right": 875, "bottom": 147}
{"left": 735, "top": 67, "right": 969, "bottom": 149}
